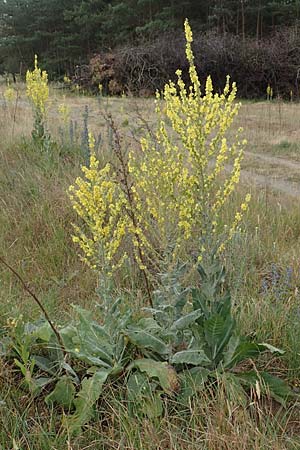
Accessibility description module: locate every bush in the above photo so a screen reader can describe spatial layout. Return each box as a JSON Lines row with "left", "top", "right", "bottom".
{"left": 87, "top": 28, "right": 300, "bottom": 99}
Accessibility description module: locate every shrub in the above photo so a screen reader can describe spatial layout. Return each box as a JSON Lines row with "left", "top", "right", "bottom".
{"left": 87, "top": 28, "right": 300, "bottom": 99}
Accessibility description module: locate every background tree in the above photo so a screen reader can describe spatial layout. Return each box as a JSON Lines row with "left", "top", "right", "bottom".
{"left": 0, "top": 0, "right": 299, "bottom": 86}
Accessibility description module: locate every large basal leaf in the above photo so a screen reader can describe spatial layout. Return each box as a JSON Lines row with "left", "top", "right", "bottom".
{"left": 236, "top": 371, "right": 294, "bottom": 407}
{"left": 73, "top": 306, "right": 114, "bottom": 361}
{"left": 135, "top": 317, "right": 162, "bottom": 332}
{"left": 60, "top": 308, "right": 114, "bottom": 367}
{"left": 64, "top": 369, "right": 110, "bottom": 434}
{"left": 127, "top": 371, "right": 163, "bottom": 418}
{"left": 127, "top": 371, "right": 152, "bottom": 400}
{"left": 260, "top": 372, "right": 294, "bottom": 406}
{"left": 191, "top": 288, "right": 208, "bottom": 319}
{"left": 170, "top": 349, "right": 211, "bottom": 366}
{"left": 125, "top": 329, "right": 170, "bottom": 357}
{"left": 60, "top": 326, "right": 111, "bottom": 367}
{"left": 67, "top": 350, "right": 112, "bottom": 369}
{"left": 204, "top": 314, "right": 235, "bottom": 362}
{"left": 59, "top": 325, "right": 78, "bottom": 350}
{"left": 128, "top": 359, "right": 179, "bottom": 394}
{"left": 178, "top": 367, "right": 210, "bottom": 403}
{"left": 223, "top": 337, "right": 260, "bottom": 369}
{"left": 25, "top": 320, "right": 53, "bottom": 343}
{"left": 171, "top": 309, "right": 203, "bottom": 332}
{"left": 215, "top": 292, "right": 232, "bottom": 318}
{"left": 45, "top": 376, "right": 75, "bottom": 409}
{"left": 222, "top": 338, "right": 284, "bottom": 371}
{"left": 217, "top": 372, "right": 248, "bottom": 407}
{"left": 33, "top": 355, "right": 57, "bottom": 375}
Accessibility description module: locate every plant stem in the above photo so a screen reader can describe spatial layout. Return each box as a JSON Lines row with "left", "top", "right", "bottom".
{"left": 0, "top": 256, "right": 66, "bottom": 356}
{"left": 106, "top": 115, "right": 153, "bottom": 307}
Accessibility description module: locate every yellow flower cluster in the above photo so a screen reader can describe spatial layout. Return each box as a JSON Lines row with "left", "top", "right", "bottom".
{"left": 26, "top": 55, "right": 49, "bottom": 115}
{"left": 4, "top": 85, "right": 17, "bottom": 103}
{"left": 63, "top": 75, "right": 71, "bottom": 84}
{"left": 128, "top": 19, "right": 250, "bottom": 260}
{"left": 69, "top": 156, "right": 128, "bottom": 270}
{"left": 69, "top": 132, "right": 150, "bottom": 272}
{"left": 58, "top": 98, "right": 70, "bottom": 125}
{"left": 69, "top": 19, "right": 251, "bottom": 273}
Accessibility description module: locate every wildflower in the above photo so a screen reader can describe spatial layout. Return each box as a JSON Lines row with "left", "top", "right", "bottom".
{"left": 63, "top": 75, "right": 71, "bottom": 84}
{"left": 58, "top": 98, "right": 70, "bottom": 125}
{"left": 26, "top": 55, "right": 49, "bottom": 115}
{"left": 69, "top": 19, "right": 250, "bottom": 273}
{"left": 26, "top": 55, "right": 49, "bottom": 143}
{"left": 4, "top": 85, "right": 17, "bottom": 103}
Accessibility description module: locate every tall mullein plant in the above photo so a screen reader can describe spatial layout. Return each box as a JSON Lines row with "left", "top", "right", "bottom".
{"left": 69, "top": 20, "right": 250, "bottom": 293}
{"left": 128, "top": 20, "right": 250, "bottom": 264}
{"left": 26, "top": 55, "right": 49, "bottom": 143}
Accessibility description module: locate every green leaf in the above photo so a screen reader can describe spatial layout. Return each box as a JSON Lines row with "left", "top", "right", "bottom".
{"left": 223, "top": 335, "right": 240, "bottom": 367}
{"left": 34, "top": 376, "right": 54, "bottom": 389}
{"left": 33, "top": 355, "right": 57, "bottom": 375}
{"left": 127, "top": 371, "right": 163, "bottom": 418}
{"left": 25, "top": 321, "right": 53, "bottom": 342}
{"left": 125, "top": 329, "right": 170, "bottom": 356}
{"left": 32, "top": 322, "right": 53, "bottom": 342}
{"left": 136, "top": 317, "right": 162, "bottom": 331}
{"left": 219, "top": 372, "right": 248, "bottom": 407}
{"left": 45, "top": 377, "right": 75, "bottom": 408}
{"left": 259, "top": 343, "right": 285, "bottom": 355}
{"left": 72, "top": 306, "right": 114, "bottom": 364}
{"left": 204, "top": 314, "right": 235, "bottom": 362}
{"left": 60, "top": 308, "right": 114, "bottom": 368}
{"left": 171, "top": 309, "right": 203, "bottom": 331}
{"left": 178, "top": 367, "right": 209, "bottom": 403}
{"left": 128, "top": 359, "right": 179, "bottom": 394}
{"left": 216, "top": 292, "right": 232, "bottom": 318}
{"left": 223, "top": 338, "right": 260, "bottom": 369}
{"left": 260, "top": 372, "right": 293, "bottom": 406}
{"left": 64, "top": 369, "right": 110, "bottom": 434}
{"left": 127, "top": 371, "right": 152, "bottom": 400}
{"left": 68, "top": 351, "right": 112, "bottom": 369}
{"left": 236, "top": 371, "right": 293, "bottom": 406}
{"left": 170, "top": 349, "right": 211, "bottom": 366}
{"left": 192, "top": 288, "right": 208, "bottom": 318}
{"left": 59, "top": 325, "right": 78, "bottom": 349}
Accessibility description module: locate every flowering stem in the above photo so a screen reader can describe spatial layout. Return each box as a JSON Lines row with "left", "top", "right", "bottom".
{"left": 107, "top": 115, "right": 153, "bottom": 307}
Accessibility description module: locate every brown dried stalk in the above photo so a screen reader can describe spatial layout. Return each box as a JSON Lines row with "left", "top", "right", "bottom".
{"left": 0, "top": 256, "right": 66, "bottom": 356}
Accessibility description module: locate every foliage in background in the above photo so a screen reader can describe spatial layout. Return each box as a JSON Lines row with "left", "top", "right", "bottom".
{"left": 87, "top": 27, "right": 300, "bottom": 98}
{"left": 1, "top": 1, "right": 300, "bottom": 98}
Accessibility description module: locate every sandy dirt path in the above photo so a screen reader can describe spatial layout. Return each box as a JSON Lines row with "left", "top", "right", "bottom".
{"left": 243, "top": 150, "right": 300, "bottom": 198}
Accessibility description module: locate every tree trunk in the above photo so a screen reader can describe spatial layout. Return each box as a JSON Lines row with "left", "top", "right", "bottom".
{"left": 241, "top": 0, "right": 245, "bottom": 43}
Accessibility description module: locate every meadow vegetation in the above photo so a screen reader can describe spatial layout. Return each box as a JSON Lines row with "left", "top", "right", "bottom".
{"left": 1, "top": 22, "right": 300, "bottom": 450}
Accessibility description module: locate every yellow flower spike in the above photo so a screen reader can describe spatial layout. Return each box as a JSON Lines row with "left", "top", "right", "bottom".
{"left": 4, "top": 85, "right": 17, "bottom": 103}
{"left": 58, "top": 98, "right": 70, "bottom": 125}
{"left": 63, "top": 75, "right": 71, "bottom": 84}
{"left": 88, "top": 131, "right": 96, "bottom": 153}
{"left": 26, "top": 55, "right": 49, "bottom": 115}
